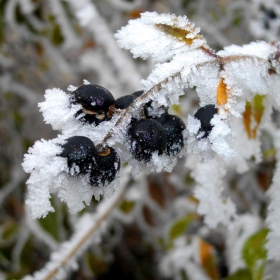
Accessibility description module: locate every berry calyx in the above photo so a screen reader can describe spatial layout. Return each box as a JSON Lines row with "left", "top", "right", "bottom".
{"left": 154, "top": 113, "right": 186, "bottom": 155}
{"left": 70, "top": 84, "right": 115, "bottom": 125}
{"left": 194, "top": 104, "right": 218, "bottom": 138}
{"left": 59, "top": 136, "right": 97, "bottom": 175}
{"left": 127, "top": 119, "right": 167, "bottom": 162}
{"left": 90, "top": 147, "right": 120, "bottom": 187}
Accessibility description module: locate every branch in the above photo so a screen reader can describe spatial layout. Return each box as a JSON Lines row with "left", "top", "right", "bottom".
{"left": 22, "top": 167, "right": 129, "bottom": 280}
{"left": 96, "top": 53, "right": 273, "bottom": 151}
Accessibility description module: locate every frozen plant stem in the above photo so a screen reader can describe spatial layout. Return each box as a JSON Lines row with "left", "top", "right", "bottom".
{"left": 96, "top": 54, "right": 269, "bottom": 151}
{"left": 38, "top": 182, "right": 126, "bottom": 280}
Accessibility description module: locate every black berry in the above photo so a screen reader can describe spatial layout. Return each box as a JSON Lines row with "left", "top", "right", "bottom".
{"left": 115, "top": 95, "right": 136, "bottom": 109}
{"left": 70, "top": 84, "right": 115, "bottom": 125}
{"left": 131, "top": 90, "right": 151, "bottom": 117}
{"left": 90, "top": 147, "right": 120, "bottom": 187}
{"left": 154, "top": 113, "right": 186, "bottom": 155}
{"left": 194, "top": 104, "right": 218, "bottom": 138}
{"left": 131, "top": 90, "right": 144, "bottom": 98}
{"left": 59, "top": 136, "right": 97, "bottom": 175}
{"left": 127, "top": 119, "right": 167, "bottom": 162}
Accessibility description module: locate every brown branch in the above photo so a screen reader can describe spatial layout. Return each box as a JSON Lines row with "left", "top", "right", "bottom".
{"left": 96, "top": 53, "right": 274, "bottom": 152}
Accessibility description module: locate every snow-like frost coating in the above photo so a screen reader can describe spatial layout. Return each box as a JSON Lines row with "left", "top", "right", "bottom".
{"left": 22, "top": 137, "right": 120, "bottom": 219}
{"left": 266, "top": 130, "right": 280, "bottom": 260}
{"left": 160, "top": 236, "right": 210, "bottom": 280}
{"left": 187, "top": 156, "right": 236, "bottom": 228}
{"left": 38, "top": 87, "right": 82, "bottom": 132}
{"left": 115, "top": 11, "right": 208, "bottom": 63}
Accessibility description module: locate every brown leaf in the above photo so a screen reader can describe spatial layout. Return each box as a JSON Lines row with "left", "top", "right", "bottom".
{"left": 242, "top": 95, "right": 265, "bottom": 139}
{"left": 216, "top": 78, "right": 228, "bottom": 106}
{"left": 155, "top": 23, "right": 203, "bottom": 46}
{"left": 148, "top": 181, "right": 165, "bottom": 208}
{"left": 128, "top": 9, "right": 144, "bottom": 19}
{"left": 142, "top": 205, "right": 157, "bottom": 227}
{"left": 199, "top": 239, "right": 219, "bottom": 280}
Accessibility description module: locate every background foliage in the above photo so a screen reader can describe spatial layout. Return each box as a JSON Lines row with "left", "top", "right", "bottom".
{"left": 1, "top": 0, "right": 279, "bottom": 279}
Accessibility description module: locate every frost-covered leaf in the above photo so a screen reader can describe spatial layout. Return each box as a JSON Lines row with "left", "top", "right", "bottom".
{"left": 115, "top": 11, "right": 209, "bottom": 63}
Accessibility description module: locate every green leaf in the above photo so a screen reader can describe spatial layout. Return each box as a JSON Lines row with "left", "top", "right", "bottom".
{"left": 242, "top": 228, "right": 269, "bottom": 280}
{"left": 169, "top": 213, "right": 196, "bottom": 242}
{"left": 38, "top": 206, "right": 60, "bottom": 241}
{"left": 226, "top": 269, "right": 252, "bottom": 280}
{"left": 119, "top": 200, "right": 135, "bottom": 214}
{"left": 86, "top": 251, "right": 108, "bottom": 275}
{"left": 2, "top": 220, "right": 19, "bottom": 240}
{"left": 51, "top": 23, "right": 64, "bottom": 46}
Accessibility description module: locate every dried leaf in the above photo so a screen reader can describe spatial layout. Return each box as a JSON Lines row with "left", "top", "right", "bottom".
{"left": 142, "top": 205, "right": 157, "bottom": 227}
{"left": 128, "top": 9, "right": 143, "bottom": 19}
{"left": 216, "top": 78, "right": 229, "bottom": 106}
{"left": 199, "top": 238, "right": 219, "bottom": 280}
{"left": 243, "top": 95, "right": 265, "bottom": 139}
{"left": 155, "top": 23, "right": 203, "bottom": 46}
{"left": 148, "top": 181, "right": 165, "bottom": 208}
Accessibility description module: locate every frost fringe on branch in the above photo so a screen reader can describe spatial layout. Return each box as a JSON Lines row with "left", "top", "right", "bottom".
{"left": 22, "top": 167, "right": 129, "bottom": 280}
{"left": 22, "top": 11, "right": 280, "bottom": 278}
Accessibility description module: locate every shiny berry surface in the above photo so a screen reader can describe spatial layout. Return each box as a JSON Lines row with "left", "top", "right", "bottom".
{"left": 131, "top": 90, "right": 144, "bottom": 98}
{"left": 70, "top": 84, "right": 115, "bottom": 125}
{"left": 128, "top": 119, "right": 167, "bottom": 162}
{"left": 90, "top": 147, "right": 120, "bottom": 187}
{"left": 194, "top": 104, "right": 218, "bottom": 138}
{"left": 115, "top": 95, "right": 136, "bottom": 109}
{"left": 59, "top": 136, "right": 97, "bottom": 175}
{"left": 155, "top": 113, "right": 186, "bottom": 155}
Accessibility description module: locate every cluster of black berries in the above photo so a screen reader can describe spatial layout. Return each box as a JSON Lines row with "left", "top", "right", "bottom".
{"left": 58, "top": 83, "right": 218, "bottom": 186}
{"left": 114, "top": 90, "right": 187, "bottom": 162}
{"left": 58, "top": 84, "right": 120, "bottom": 188}
{"left": 59, "top": 136, "right": 120, "bottom": 187}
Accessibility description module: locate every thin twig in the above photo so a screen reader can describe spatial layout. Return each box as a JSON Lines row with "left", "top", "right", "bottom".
{"left": 42, "top": 182, "right": 127, "bottom": 280}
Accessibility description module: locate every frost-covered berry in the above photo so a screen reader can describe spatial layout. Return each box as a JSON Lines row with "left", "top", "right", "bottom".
{"left": 131, "top": 90, "right": 151, "bottom": 116}
{"left": 115, "top": 95, "right": 136, "bottom": 109}
{"left": 90, "top": 147, "right": 120, "bottom": 187}
{"left": 70, "top": 84, "right": 115, "bottom": 125}
{"left": 128, "top": 119, "right": 167, "bottom": 162}
{"left": 59, "top": 136, "right": 97, "bottom": 175}
{"left": 194, "top": 104, "right": 218, "bottom": 138}
{"left": 154, "top": 113, "right": 186, "bottom": 155}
